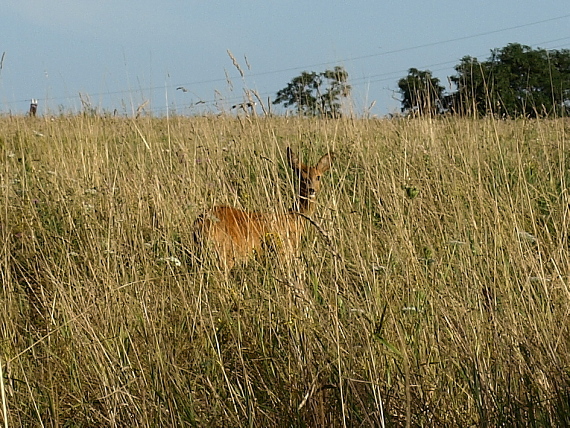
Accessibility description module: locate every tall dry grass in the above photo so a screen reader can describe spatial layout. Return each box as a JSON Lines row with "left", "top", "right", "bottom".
{"left": 1, "top": 114, "right": 569, "bottom": 426}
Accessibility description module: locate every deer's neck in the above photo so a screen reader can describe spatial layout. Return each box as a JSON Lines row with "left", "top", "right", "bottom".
{"left": 291, "top": 197, "right": 315, "bottom": 215}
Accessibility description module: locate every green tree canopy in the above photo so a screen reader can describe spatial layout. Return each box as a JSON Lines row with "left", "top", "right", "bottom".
{"left": 398, "top": 43, "right": 570, "bottom": 117}
{"left": 398, "top": 68, "right": 446, "bottom": 116}
{"left": 450, "top": 43, "right": 570, "bottom": 117}
{"left": 273, "top": 66, "right": 351, "bottom": 118}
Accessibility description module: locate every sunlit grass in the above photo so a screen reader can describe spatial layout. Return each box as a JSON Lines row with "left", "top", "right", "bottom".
{"left": 1, "top": 114, "right": 569, "bottom": 426}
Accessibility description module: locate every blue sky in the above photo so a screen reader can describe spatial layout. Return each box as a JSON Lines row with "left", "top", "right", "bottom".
{"left": 1, "top": 1, "right": 569, "bottom": 116}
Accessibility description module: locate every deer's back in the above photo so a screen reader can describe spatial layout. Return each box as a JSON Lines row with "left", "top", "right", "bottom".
{"left": 193, "top": 205, "right": 304, "bottom": 268}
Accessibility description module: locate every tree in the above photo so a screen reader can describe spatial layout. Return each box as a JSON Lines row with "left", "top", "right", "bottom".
{"left": 273, "top": 66, "right": 351, "bottom": 118}
{"left": 398, "top": 68, "right": 446, "bottom": 116}
{"left": 451, "top": 43, "right": 570, "bottom": 117}
{"left": 447, "top": 56, "right": 491, "bottom": 116}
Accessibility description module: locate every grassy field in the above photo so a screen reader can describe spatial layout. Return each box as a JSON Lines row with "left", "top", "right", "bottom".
{"left": 1, "top": 114, "right": 570, "bottom": 426}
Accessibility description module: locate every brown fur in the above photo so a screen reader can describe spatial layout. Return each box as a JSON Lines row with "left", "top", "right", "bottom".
{"left": 193, "top": 147, "right": 333, "bottom": 270}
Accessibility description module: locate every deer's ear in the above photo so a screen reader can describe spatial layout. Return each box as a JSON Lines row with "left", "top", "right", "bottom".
{"left": 316, "top": 152, "right": 334, "bottom": 173}
{"left": 287, "top": 147, "right": 303, "bottom": 171}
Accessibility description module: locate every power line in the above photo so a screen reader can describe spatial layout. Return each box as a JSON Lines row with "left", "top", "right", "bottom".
{"left": 2, "top": 13, "right": 569, "bottom": 112}
{"left": 342, "top": 13, "right": 570, "bottom": 63}
{"left": 156, "top": 12, "right": 570, "bottom": 100}
{"left": 349, "top": 37, "right": 570, "bottom": 88}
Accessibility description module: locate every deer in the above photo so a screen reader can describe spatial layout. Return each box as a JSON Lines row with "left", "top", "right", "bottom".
{"left": 193, "top": 147, "right": 334, "bottom": 271}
